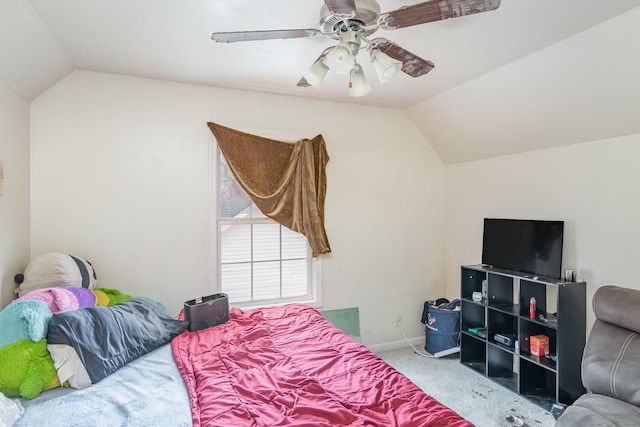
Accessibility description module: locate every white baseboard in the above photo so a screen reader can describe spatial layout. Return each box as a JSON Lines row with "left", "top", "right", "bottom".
{"left": 367, "top": 336, "right": 425, "bottom": 353}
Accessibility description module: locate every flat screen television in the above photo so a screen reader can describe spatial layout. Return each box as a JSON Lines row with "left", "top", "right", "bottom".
{"left": 482, "top": 218, "right": 564, "bottom": 279}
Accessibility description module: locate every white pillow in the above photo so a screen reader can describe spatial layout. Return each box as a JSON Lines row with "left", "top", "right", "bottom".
{"left": 47, "top": 344, "right": 92, "bottom": 389}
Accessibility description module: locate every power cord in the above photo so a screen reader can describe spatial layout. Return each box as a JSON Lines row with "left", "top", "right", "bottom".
{"left": 397, "top": 319, "right": 461, "bottom": 359}
{"left": 397, "top": 319, "right": 438, "bottom": 358}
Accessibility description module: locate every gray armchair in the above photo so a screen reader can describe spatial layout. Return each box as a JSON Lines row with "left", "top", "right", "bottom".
{"left": 555, "top": 285, "right": 640, "bottom": 426}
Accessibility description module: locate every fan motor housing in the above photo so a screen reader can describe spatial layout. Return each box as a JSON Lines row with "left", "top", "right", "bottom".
{"left": 320, "top": 0, "right": 381, "bottom": 39}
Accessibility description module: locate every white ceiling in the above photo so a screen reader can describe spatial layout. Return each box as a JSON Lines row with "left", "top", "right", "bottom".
{"left": 2, "top": 0, "right": 640, "bottom": 162}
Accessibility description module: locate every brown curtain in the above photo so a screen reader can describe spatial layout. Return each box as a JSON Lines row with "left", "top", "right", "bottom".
{"left": 208, "top": 122, "right": 331, "bottom": 257}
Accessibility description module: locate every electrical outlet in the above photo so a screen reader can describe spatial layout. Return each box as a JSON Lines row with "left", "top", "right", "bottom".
{"left": 393, "top": 314, "right": 402, "bottom": 327}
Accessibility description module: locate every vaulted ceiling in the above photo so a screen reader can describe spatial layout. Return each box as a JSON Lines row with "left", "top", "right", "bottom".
{"left": 2, "top": 1, "right": 639, "bottom": 163}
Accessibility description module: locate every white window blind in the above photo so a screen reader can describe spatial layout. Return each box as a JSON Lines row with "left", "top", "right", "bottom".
{"left": 217, "top": 149, "right": 319, "bottom": 306}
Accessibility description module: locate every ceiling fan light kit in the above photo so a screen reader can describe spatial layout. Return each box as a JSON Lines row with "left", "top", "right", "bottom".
{"left": 211, "top": 0, "right": 502, "bottom": 97}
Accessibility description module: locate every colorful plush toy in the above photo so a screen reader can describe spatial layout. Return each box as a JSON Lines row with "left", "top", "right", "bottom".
{"left": 14, "top": 253, "right": 97, "bottom": 298}
{"left": 0, "top": 339, "right": 59, "bottom": 399}
{"left": 0, "top": 300, "right": 52, "bottom": 348}
{"left": 62, "top": 286, "right": 97, "bottom": 309}
{"left": 98, "top": 288, "right": 133, "bottom": 305}
{"left": 92, "top": 289, "right": 110, "bottom": 306}
{"left": 15, "top": 287, "right": 79, "bottom": 314}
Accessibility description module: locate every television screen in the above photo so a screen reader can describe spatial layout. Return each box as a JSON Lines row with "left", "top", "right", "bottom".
{"left": 482, "top": 218, "right": 564, "bottom": 278}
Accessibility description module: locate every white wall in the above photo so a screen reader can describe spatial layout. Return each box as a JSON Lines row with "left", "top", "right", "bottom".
{"left": 445, "top": 134, "right": 640, "bottom": 330}
{"left": 0, "top": 83, "right": 31, "bottom": 306}
{"left": 29, "top": 70, "right": 446, "bottom": 346}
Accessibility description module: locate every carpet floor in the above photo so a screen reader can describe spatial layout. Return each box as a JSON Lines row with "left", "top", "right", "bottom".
{"left": 377, "top": 347, "right": 557, "bottom": 427}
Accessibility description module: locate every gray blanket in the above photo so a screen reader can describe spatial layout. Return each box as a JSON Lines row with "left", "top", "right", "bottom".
{"left": 46, "top": 298, "right": 188, "bottom": 384}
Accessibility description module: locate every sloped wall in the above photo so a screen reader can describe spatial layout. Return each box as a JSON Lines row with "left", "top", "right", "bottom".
{"left": 408, "top": 7, "right": 640, "bottom": 165}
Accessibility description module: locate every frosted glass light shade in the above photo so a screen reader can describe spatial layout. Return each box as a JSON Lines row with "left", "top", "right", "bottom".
{"left": 348, "top": 64, "right": 371, "bottom": 97}
{"left": 326, "top": 44, "right": 356, "bottom": 75}
{"left": 303, "top": 60, "right": 329, "bottom": 88}
{"left": 370, "top": 49, "right": 401, "bottom": 83}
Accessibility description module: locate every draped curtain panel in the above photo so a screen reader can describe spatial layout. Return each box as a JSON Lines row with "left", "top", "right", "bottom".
{"left": 207, "top": 122, "right": 331, "bottom": 257}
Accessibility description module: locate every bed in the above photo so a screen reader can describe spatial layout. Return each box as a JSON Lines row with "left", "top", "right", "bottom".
{"left": 8, "top": 301, "right": 472, "bottom": 427}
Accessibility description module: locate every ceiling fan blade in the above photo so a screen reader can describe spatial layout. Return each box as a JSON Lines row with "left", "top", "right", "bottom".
{"left": 379, "top": 0, "right": 502, "bottom": 30}
{"left": 212, "top": 29, "right": 322, "bottom": 43}
{"left": 323, "top": 0, "right": 357, "bottom": 18}
{"left": 371, "top": 38, "right": 434, "bottom": 78}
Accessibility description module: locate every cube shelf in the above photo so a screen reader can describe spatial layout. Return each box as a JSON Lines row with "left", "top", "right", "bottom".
{"left": 460, "top": 265, "right": 586, "bottom": 411}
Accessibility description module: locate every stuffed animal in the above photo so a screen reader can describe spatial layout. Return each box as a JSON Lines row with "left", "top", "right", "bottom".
{"left": 16, "top": 288, "right": 79, "bottom": 314}
{"left": 0, "top": 300, "right": 52, "bottom": 348}
{"left": 99, "top": 288, "right": 132, "bottom": 305}
{"left": 92, "top": 289, "right": 110, "bottom": 306}
{"left": 0, "top": 339, "right": 59, "bottom": 399}
{"left": 14, "top": 253, "right": 97, "bottom": 297}
{"left": 62, "top": 286, "right": 97, "bottom": 309}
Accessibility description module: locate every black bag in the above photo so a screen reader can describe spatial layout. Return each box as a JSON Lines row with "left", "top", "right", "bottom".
{"left": 423, "top": 300, "right": 460, "bottom": 355}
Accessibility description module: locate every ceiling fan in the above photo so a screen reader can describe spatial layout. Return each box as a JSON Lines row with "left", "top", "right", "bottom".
{"left": 212, "top": 0, "right": 502, "bottom": 97}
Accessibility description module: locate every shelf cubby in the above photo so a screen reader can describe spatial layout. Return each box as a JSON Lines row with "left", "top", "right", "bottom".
{"left": 461, "top": 299, "right": 485, "bottom": 332}
{"left": 461, "top": 332, "right": 487, "bottom": 375}
{"left": 461, "top": 268, "right": 486, "bottom": 300}
{"left": 488, "top": 345, "right": 518, "bottom": 393}
{"left": 487, "top": 309, "right": 517, "bottom": 350}
{"left": 520, "top": 358, "right": 557, "bottom": 411}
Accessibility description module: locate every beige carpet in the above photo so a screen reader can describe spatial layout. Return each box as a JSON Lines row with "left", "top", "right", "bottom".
{"left": 377, "top": 347, "right": 557, "bottom": 427}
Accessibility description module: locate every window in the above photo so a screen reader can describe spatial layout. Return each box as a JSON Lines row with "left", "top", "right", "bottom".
{"left": 217, "top": 150, "right": 320, "bottom": 307}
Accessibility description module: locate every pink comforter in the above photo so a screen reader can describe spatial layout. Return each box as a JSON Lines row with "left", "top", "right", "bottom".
{"left": 171, "top": 304, "right": 472, "bottom": 427}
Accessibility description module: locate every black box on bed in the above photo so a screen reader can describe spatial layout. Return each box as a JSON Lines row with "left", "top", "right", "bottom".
{"left": 184, "top": 293, "right": 229, "bottom": 332}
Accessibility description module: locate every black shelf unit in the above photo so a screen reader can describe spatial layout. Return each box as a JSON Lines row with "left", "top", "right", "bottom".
{"left": 460, "top": 264, "right": 586, "bottom": 411}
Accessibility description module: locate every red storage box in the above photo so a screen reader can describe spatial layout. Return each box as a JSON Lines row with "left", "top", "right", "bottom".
{"left": 530, "top": 334, "right": 549, "bottom": 357}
